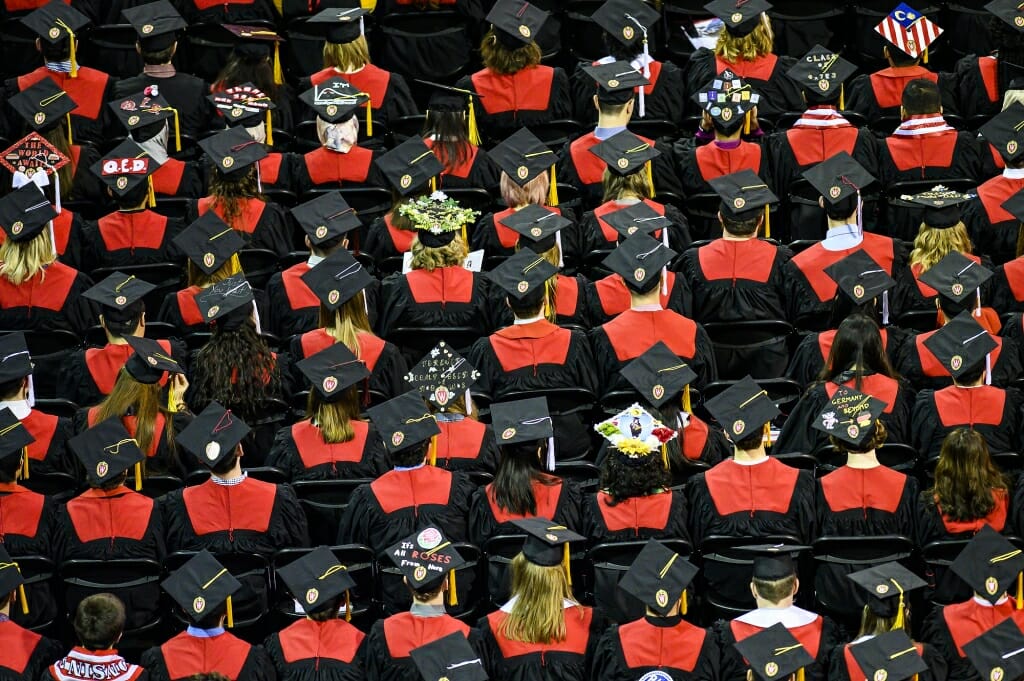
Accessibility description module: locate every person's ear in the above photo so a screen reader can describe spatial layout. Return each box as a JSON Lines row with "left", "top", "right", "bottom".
{"left": 135, "top": 41, "right": 142, "bottom": 56}
{"left": 592, "top": 94, "right": 600, "bottom": 113}
{"left": 98, "top": 314, "right": 107, "bottom": 330}
{"left": 626, "top": 98, "right": 635, "bottom": 116}
{"left": 792, "top": 577, "right": 800, "bottom": 596}
{"left": 750, "top": 581, "right": 758, "bottom": 600}
{"left": 818, "top": 196, "right": 825, "bottom": 210}
{"left": 35, "top": 38, "right": 42, "bottom": 54}
{"left": 304, "top": 235, "right": 312, "bottom": 250}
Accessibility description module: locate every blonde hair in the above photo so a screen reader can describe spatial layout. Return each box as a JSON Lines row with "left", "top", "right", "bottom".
{"left": 909, "top": 222, "right": 973, "bottom": 271}
{"left": 307, "top": 387, "right": 359, "bottom": 444}
{"left": 318, "top": 294, "right": 372, "bottom": 359}
{"left": 95, "top": 368, "right": 173, "bottom": 461}
{"left": 480, "top": 28, "right": 542, "bottom": 75}
{"left": 602, "top": 169, "right": 652, "bottom": 202}
{"left": 501, "top": 171, "right": 549, "bottom": 208}
{"left": 410, "top": 234, "right": 469, "bottom": 271}
{"left": 513, "top": 241, "right": 560, "bottom": 323}
{"left": 0, "top": 230, "right": 55, "bottom": 285}
{"left": 714, "top": 16, "right": 774, "bottom": 63}
{"left": 186, "top": 254, "right": 242, "bottom": 288}
{"left": 857, "top": 603, "right": 910, "bottom": 638}
{"left": 323, "top": 35, "right": 371, "bottom": 72}
{"left": 44, "top": 125, "right": 75, "bottom": 194}
{"left": 500, "top": 554, "right": 580, "bottom": 644}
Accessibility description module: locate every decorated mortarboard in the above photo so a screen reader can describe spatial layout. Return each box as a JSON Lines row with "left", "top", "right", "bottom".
{"left": 486, "top": 248, "right": 558, "bottom": 301}
{"left": 122, "top": 0, "right": 187, "bottom": 51}
{"left": 405, "top": 342, "right": 479, "bottom": 412}
{"left": 987, "top": 0, "right": 1024, "bottom": 33}
{"left": 580, "top": 61, "right": 650, "bottom": 106}
{"left": 398, "top": 191, "right": 479, "bottom": 248}
{"left": 847, "top": 561, "right": 926, "bottom": 621}
{"left": 594, "top": 403, "right": 678, "bottom": 466}
{"left": 0, "top": 544, "right": 28, "bottom": 615}
{"left": 512, "top": 517, "right": 584, "bottom": 571}
{"left": 173, "top": 212, "right": 244, "bottom": 275}
{"left": 486, "top": 0, "right": 549, "bottom": 46}
{"left": 491, "top": 397, "right": 553, "bottom": 446}
{"left": 176, "top": 401, "right": 252, "bottom": 469}
{"left": 296, "top": 342, "right": 369, "bottom": 401}
{"left": 411, "top": 632, "right": 488, "bottom": 681}
{"left": 695, "top": 72, "right": 761, "bottom": 131}
{"left": 91, "top": 140, "right": 161, "bottom": 198}
{"left": 785, "top": 44, "right": 857, "bottom": 98}
{"left": 21, "top": 1, "right": 89, "bottom": 77}
{"left": 704, "top": 0, "right": 772, "bottom": 37}
{"left": 386, "top": 526, "right": 466, "bottom": 591}
{"left": 874, "top": 3, "right": 943, "bottom": 60}
{"left": 307, "top": 6, "right": 370, "bottom": 44}
{"left": 0, "top": 182, "right": 57, "bottom": 243}
{"left": 737, "top": 544, "right": 808, "bottom": 581}
{"left": 124, "top": 335, "right": 182, "bottom": 385}
{"left": 377, "top": 138, "right": 444, "bottom": 196}
{"left": 0, "top": 332, "right": 32, "bottom": 384}
{"left": 802, "top": 151, "right": 875, "bottom": 206}
{"left": 734, "top": 623, "right": 815, "bottom": 681}
{"left": 277, "top": 546, "right": 356, "bottom": 616}
{"left": 917, "top": 251, "right": 992, "bottom": 305}
{"left": 811, "top": 385, "right": 887, "bottom": 448}
{"left": 291, "top": 191, "right": 361, "bottom": 246}
{"left": 0, "top": 407, "right": 34, "bottom": 463}
{"left": 906, "top": 185, "right": 972, "bottom": 229}
{"left": 222, "top": 24, "right": 284, "bottom": 86}
{"left": 489, "top": 128, "right": 557, "bottom": 187}
{"left": 601, "top": 232, "right": 676, "bottom": 293}
{"left": 162, "top": 549, "right": 241, "bottom": 626}
{"left": 1003, "top": 188, "right": 1024, "bottom": 226}
{"left": 68, "top": 417, "right": 145, "bottom": 486}
{"left": 82, "top": 272, "right": 154, "bottom": 315}
{"left": 620, "top": 342, "right": 697, "bottom": 409}
{"left": 923, "top": 310, "right": 999, "bottom": 379}
{"left": 964, "top": 617, "right": 1024, "bottom": 681}
{"left": 194, "top": 274, "right": 255, "bottom": 324}
{"left": 209, "top": 83, "right": 276, "bottom": 129}
{"left": 617, "top": 539, "right": 698, "bottom": 616}
{"left": 823, "top": 250, "right": 896, "bottom": 305}
{"left": 849, "top": 631, "right": 929, "bottom": 681}
{"left": 299, "top": 80, "right": 370, "bottom": 125}
{"left": 602, "top": 202, "right": 676, "bottom": 243}
{"left": 951, "top": 525, "right": 1024, "bottom": 605}
{"left": 0, "top": 133, "right": 69, "bottom": 185}
{"left": 498, "top": 206, "right": 569, "bottom": 254}
{"left": 592, "top": 0, "right": 660, "bottom": 46}
{"left": 301, "top": 248, "right": 374, "bottom": 311}
{"left": 704, "top": 375, "right": 779, "bottom": 442}
{"left": 708, "top": 169, "right": 778, "bottom": 227}
{"left": 980, "top": 102, "right": 1024, "bottom": 165}
{"left": 8, "top": 77, "right": 77, "bottom": 134}
{"left": 366, "top": 390, "right": 440, "bottom": 454}
{"left": 199, "top": 126, "right": 267, "bottom": 176}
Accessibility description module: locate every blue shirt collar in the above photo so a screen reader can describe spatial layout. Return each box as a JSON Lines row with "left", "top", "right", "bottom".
{"left": 186, "top": 625, "right": 225, "bottom": 637}
{"left": 594, "top": 125, "right": 628, "bottom": 141}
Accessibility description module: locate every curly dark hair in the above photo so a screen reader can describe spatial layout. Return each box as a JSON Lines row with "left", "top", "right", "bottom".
{"left": 190, "top": 319, "right": 281, "bottom": 422}
{"left": 599, "top": 449, "right": 670, "bottom": 505}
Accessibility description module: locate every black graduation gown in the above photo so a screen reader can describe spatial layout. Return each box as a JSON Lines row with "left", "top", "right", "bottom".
{"left": 0, "top": 621, "right": 63, "bottom": 681}
{"left": 0, "top": 262, "right": 95, "bottom": 335}
{"left": 264, "top": 618, "right": 366, "bottom": 681}
{"left": 112, "top": 72, "right": 215, "bottom": 140}
{"left": 678, "top": 139, "right": 773, "bottom": 199}
{"left": 579, "top": 200, "right": 691, "bottom": 256}
{"left": 74, "top": 406, "right": 191, "bottom": 478}
{"left": 46, "top": 208, "right": 87, "bottom": 271}
{"left": 255, "top": 152, "right": 297, "bottom": 194}
{"left": 680, "top": 239, "right": 791, "bottom": 324}
{"left": 179, "top": 0, "right": 275, "bottom": 23}
{"left": 293, "top": 145, "right": 385, "bottom": 196}
{"left": 337, "top": 466, "right": 474, "bottom": 554}
{"left": 7, "top": 67, "right": 113, "bottom": 146}
{"left": 593, "top": 616, "right": 720, "bottom": 681}
{"left": 912, "top": 385, "right": 1024, "bottom": 461}
{"left": 432, "top": 416, "right": 500, "bottom": 474}
{"left": 922, "top": 599, "right": 1024, "bottom": 681}
{"left": 151, "top": 158, "right": 204, "bottom": 199}
{"left": 896, "top": 328, "right": 1022, "bottom": 391}
{"left": 157, "top": 285, "right": 272, "bottom": 338}
{"left": 878, "top": 129, "right": 983, "bottom": 187}
{"left": 963, "top": 175, "right": 1024, "bottom": 266}
{"left": 362, "top": 213, "right": 413, "bottom": 264}
{"left": 845, "top": 67, "right": 960, "bottom": 120}
{"left": 140, "top": 631, "right": 275, "bottom": 681}
{"left": 954, "top": 54, "right": 1005, "bottom": 121}
{"left": 893, "top": 256, "right": 995, "bottom": 316}
{"left": 581, "top": 489, "right": 689, "bottom": 545}
{"left": 767, "top": 117, "right": 880, "bottom": 202}
{"left": 0, "top": 484, "right": 56, "bottom": 631}
{"left": 265, "top": 419, "right": 389, "bottom": 482}
{"left": 468, "top": 476, "right": 583, "bottom": 548}
{"left": 18, "top": 408, "right": 74, "bottom": 477}
{"left": 287, "top": 329, "right": 406, "bottom": 402}
{"left": 571, "top": 58, "right": 687, "bottom": 128}
{"left": 786, "top": 327, "right": 906, "bottom": 389}
{"left": 378, "top": 267, "right": 498, "bottom": 340}
{"left": 61, "top": 338, "right": 188, "bottom": 409}
{"left": 470, "top": 206, "right": 582, "bottom": 270}
{"left": 586, "top": 273, "right": 692, "bottom": 326}
{"left": 188, "top": 197, "right": 294, "bottom": 257}
{"left": 425, "top": 138, "right": 500, "bottom": 191}
{"left": 364, "top": 613, "right": 478, "bottom": 681}
{"left": 990, "top": 257, "right": 1024, "bottom": 314}
{"left": 455, "top": 65, "right": 572, "bottom": 142}
{"left": 683, "top": 50, "right": 804, "bottom": 119}
{"left": 304, "top": 65, "right": 419, "bottom": 136}
{"left": 714, "top": 612, "right": 842, "bottom": 681}
{"left": 830, "top": 639, "right": 947, "bottom": 681}
{"left": 83, "top": 209, "right": 184, "bottom": 269}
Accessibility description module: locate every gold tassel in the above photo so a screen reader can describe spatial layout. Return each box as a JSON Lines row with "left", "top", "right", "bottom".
{"left": 744, "top": 111, "right": 751, "bottom": 135}
{"left": 894, "top": 593, "right": 905, "bottom": 630}
{"left": 467, "top": 96, "right": 480, "bottom": 146}
{"left": 147, "top": 177, "right": 156, "bottom": 208}
{"left": 344, "top": 590, "right": 351, "bottom": 621}
{"left": 563, "top": 543, "right": 572, "bottom": 586}
{"left": 134, "top": 462, "right": 142, "bottom": 491}
{"left": 20, "top": 449, "right": 28, "bottom": 480}
{"left": 661, "top": 444, "right": 668, "bottom": 470}
{"left": 547, "top": 166, "right": 559, "bottom": 206}
{"left": 17, "top": 583, "right": 27, "bottom": 614}
{"left": 461, "top": 224, "right": 467, "bottom": 243}
{"left": 683, "top": 385, "right": 692, "bottom": 413}
{"left": 1017, "top": 572, "right": 1022, "bottom": 610}
{"left": 226, "top": 596, "right": 234, "bottom": 628}
{"left": 428, "top": 436, "right": 437, "bottom": 466}
{"left": 839, "top": 84, "right": 845, "bottom": 111}
{"left": 923, "top": 48, "right": 928, "bottom": 65}
{"left": 448, "top": 571, "right": 458, "bottom": 606}
{"left": 364, "top": 96, "right": 373, "bottom": 137}
{"left": 797, "top": 669, "right": 805, "bottom": 681}
{"left": 66, "top": 115, "right": 73, "bottom": 147}
{"left": 68, "top": 32, "right": 77, "bottom": 78}
{"left": 762, "top": 422, "right": 771, "bottom": 450}
{"left": 272, "top": 42, "right": 283, "bottom": 85}
{"left": 430, "top": 176, "right": 437, "bottom": 193}
{"left": 271, "top": 0, "right": 282, "bottom": 14}
{"left": 644, "top": 161, "right": 654, "bottom": 195}
{"left": 265, "top": 111, "right": 274, "bottom": 148}
{"left": 170, "top": 108, "right": 181, "bottom": 152}
{"left": 764, "top": 205, "right": 770, "bottom": 239}
{"left": 681, "top": 590, "right": 687, "bottom": 615}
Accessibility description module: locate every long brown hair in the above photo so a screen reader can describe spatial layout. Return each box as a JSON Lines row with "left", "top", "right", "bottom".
{"left": 480, "top": 28, "right": 542, "bottom": 75}
{"left": 857, "top": 602, "right": 910, "bottom": 638}
{"left": 929, "top": 428, "right": 1008, "bottom": 521}
{"left": 500, "top": 554, "right": 581, "bottom": 643}
{"left": 307, "top": 387, "right": 359, "bottom": 444}
{"left": 94, "top": 368, "right": 174, "bottom": 460}
{"left": 318, "top": 294, "right": 372, "bottom": 359}
{"left": 602, "top": 169, "right": 652, "bottom": 203}
{"left": 44, "top": 124, "right": 75, "bottom": 194}
{"left": 208, "top": 166, "right": 263, "bottom": 231}
{"left": 191, "top": 319, "right": 280, "bottom": 422}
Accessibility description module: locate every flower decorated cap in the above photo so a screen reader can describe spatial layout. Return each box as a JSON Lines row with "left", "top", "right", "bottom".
{"left": 594, "top": 403, "right": 677, "bottom": 458}
{"left": 397, "top": 191, "right": 480, "bottom": 248}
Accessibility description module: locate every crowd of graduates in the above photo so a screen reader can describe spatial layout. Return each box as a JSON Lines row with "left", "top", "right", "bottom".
{"left": 5, "top": 0, "right": 1024, "bottom": 679}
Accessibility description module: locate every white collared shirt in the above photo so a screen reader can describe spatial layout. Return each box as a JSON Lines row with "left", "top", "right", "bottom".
{"left": 0, "top": 399, "right": 30, "bottom": 420}
{"left": 735, "top": 604, "right": 819, "bottom": 628}
{"left": 822, "top": 224, "right": 862, "bottom": 251}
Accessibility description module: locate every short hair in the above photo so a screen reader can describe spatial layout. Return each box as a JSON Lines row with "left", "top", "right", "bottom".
{"left": 0, "top": 378, "right": 22, "bottom": 401}
{"left": 721, "top": 212, "right": 761, "bottom": 237}
{"left": 73, "top": 593, "right": 126, "bottom": 650}
{"left": 902, "top": 78, "right": 941, "bottom": 115}
{"left": 210, "top": 447, "right": 242, "bottom": 476}
{"left": 753, "top": 574, "right": 797, "bottom": 604}
{"left": 734, "top": 430, "right": 765, "bottom": 452}
{"left": 823, "top": 195, "right": 858, "bottom": 222}
{"left": 140, "top": 44, "right": 175, "bottom": 66}
{"left": 102, "top": 302, "right": 145, "bottom": 338}
{"left": 390, "top": 440, "right": 430, "bottom": 468}
{"left": 508, "top": 284, "right": 546, "bottom": 318}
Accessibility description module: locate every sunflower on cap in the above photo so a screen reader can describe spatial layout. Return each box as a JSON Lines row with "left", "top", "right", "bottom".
{"left": 595, "top": 403, "right": 677, "bottom": 464}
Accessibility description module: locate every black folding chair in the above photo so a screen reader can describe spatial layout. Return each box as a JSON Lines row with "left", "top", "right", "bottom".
{"left": 811, "top": 536, "right": 915, "bottom": 626}
{"left": 273, "top": 545, "right": 377, "bottom": 624}
{"left": 292, "top": 479, "right": 373, "bottom": 546}
{"left": 703, "top": 320, "right": 795, "bottom": 380}
{"left": 588, "top": 539, "right": 692, "bottom": 623}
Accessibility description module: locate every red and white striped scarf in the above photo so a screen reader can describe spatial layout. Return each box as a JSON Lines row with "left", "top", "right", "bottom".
{"left": 793, "top": 108, "right": 852, "bottom": 129}
{"left": 48, "top": 648, "right": 145, "bottom": 681}
{"left": 892, "top": 113, "right": 954, "bottom": 136}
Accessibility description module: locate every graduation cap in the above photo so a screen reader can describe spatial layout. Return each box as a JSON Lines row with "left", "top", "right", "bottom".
{"left": 0, "top": 133, "right": 70, "bottom": 190}
{"left": 581, "top": 61, "right": 650, "bottom": 110}
{"left": 82, "top": 272, "right": 154, "bottom": 321}
{"left": 277, "top": 546, "right": 356, "bottom": 617}
{"left": 617, "top": 539, "right": 698, "bottom": 616}
{"left": 512, "top": 517, "right": 584, "bottom": 585}
{"left": 419, "top": 79, "right": 484, "bottom": 146}
{"left": 620, "top": 341, "right": 697, "bottom": 409}
{"left": 209, "top": 83, "right": 276, "bottom": 135}
{"left": 486, "top": 248, "right": 558, "bottom": 302}
{"left": 601, "top": 202, "right": 674, "bottom": 243}
{"left": 194, "top": 274, "right": 254, "bottom": 325}
{"left": 923, "top": 310, "right": 999, "bottom": 380}
{"left": 298, "top": 80, "right": 370, "bottom": 126}
{"left": 199, "top": 127, "right": 267, "bottom": 177}
{"left": 398, "top": 193, "right": 480, "bottom": 248}
{"left": 595, "top": 403, "right": 678, "bottom": 466}
{"left": 162, "top": 549, "right": 241, "bottom": 626}
{"left": 964, "top": 617, "right": 1024, "bottom": 681}
{"left": 0, "top": 544, "right": 28, "bottom": 615}
{"left": 906, "top": 185, "right": 971, "bottom": 229}
{"left": 307, "top": 6, "right": 369, "bottom": 44}
{"left": 387, "top": 526, "right": 466, "bottom": 590}
{"left": 592, "top": 0, "right": 660, "bottom": 47}
{"left": 411, "top": 632, "right": 488, "bottom": 681}
{"left": 802, "top": 151, "right": 875, "bottom": 206}
{"left": 823, "top": 249, "right": 896, "bottom": 306}
{"left": 695, "top": 73, "right": 761, "bottom": 133}
{"left": 849, "top": 630, "right": 929, "bottom": 681}
{"left": 847, "top": 561, "right": 926, "bottom": 623}
{"left": 917, "top": 251, "right": 992, "bottom": 306}
{"left": 489, "top": 128, "right": 558, "bottom": 202}
{"left": 491, "top": 397, "right": 553, "bottom": 445}
{"left": 122, "top": 0, "right": 187, "bottom": 52}
{"left": 0, "top": 332, "right": 32, "bottom": 385}
{"left": 601, "top": 232, "right": 676, "bottom": 294}
{"left": 785, "top": 44, "right": 857, "bottom": 103}
{"left": 222, "top": 24, "right": 284, "bottom": 86}
{"left": 987, "top": 0, "right": 1024, "bottom": 33}
{"left": 733, "top": 623, "right": 815, "bottom": 681}
{"left": 736, "top": 544, "right": 808, "bottom": 581}
{"left": 704, "top": 0, "right": 772, "bottom": 37}
{"left": 0, "top": 407, "right": 34, "bottom": 483}
{"left": 173, "top": 212, "right": 245, "bottom": 275}
{"left": 8, "top": 77, "right": 77, "bottom": 138}
{"left": 980, "top": 102, "right": 1024, "bottom": 165}
{"left": 301, "top": 248, "right": 374, "bottom": 311}
{"left": 810, "top": 384, "right": 887, "bottom": 448}
{"left": 109, "top": 90, "right": 182, "bottom": 152}
{"left": 704, "top": 375, "right": 780, "bottom": 443}
{"left": 176, "top": 401, "right": 252, "bottom": 469}
{"left": 291, "top": 191, "right": 361, "bottom": 247}
{"left": 0, "top": 182, "right": 57, "bottom": 243}
{"left": 873, "top": 3, "right": 943, "bottom": 61}
{"left": 366, "top": 390, "right": 440, "bottom": 455}
{"left": 377, "top": 137, "right": 444, "bottom": 196}
{"left": 90, "top": 140, "right": 161, "bottom": 202}
{"left": 498, "top": 206, "right": 569, "bottom": 255}
{"left": 68, "top": 417, "right": 145, "bottom": 487}
{"left": 951, "top": 525, "right": 1024, "bottom": 606}
{"left": 123, "top": 335, "right": 182, "bottom": 385}
{"left": 404, "top": 342, "right": 480, "bottom": 412}
{"left": 486, "top": 0, "right": 549, "bottom": 47}
{"left": 709, "top": 169, "right": 777, "bottom": 237}
{"left": 296, "top": 342, "right": 369, "bottom": 401}
{"left": 21, "top": 1, "right": 89, "bottom": 78}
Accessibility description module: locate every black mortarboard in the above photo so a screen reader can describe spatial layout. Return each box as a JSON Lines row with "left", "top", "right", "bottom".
{"left": 849, "top": 631, "right": 929, "bottom": 681}
{"left": 122, "top": 0, "right": 187, "bottom": 51}
{"left": 0, "top": 333, "right": 32, "bottom": 384}
{"left": 987, "top": 0, "right": 1024, "bottom": 33}
{"left": 291, "top": 191, "right": 361, "bottom": 246}
{"left": 22, "top": 1, "right": 89, "bottom": 45}
{"left": 222, "top": 24, "right": 283, "bottom": 85}
{"left": 411, "top": 632, "right": 488, "bottom": 681}
{"left": 600, "top": 202, "right": 673, "bottom": 241}
{"left": 404, "top": 342, "right": 480, "bottom": 412}
{"left": 298, "top": 80, "right": 369, "bottom": 124}
{"left": 802, "top": 152, "right": 875, "bottom": 206}
{"left": 592, "top": 0, "right": 660, "bottom": 47}
{"left": 705, "top": 0, "right": 772, "bottom": 37}
{"left": 296, "top": 342, "right": 369, "bottom": 401}
{"left": 486, "top": 248, "right": 558, "bottom": 301}
{"left": 162, "top": 550, "right": 241, "bottom": 624}
{"left": 704, "top": 375, "right": 780, "bottom": 442}
{"left": 601, "top": 233, "right": 676, "bottom": 293}
{"left": 695, "top": 73, "right": 761, "bottom": 130}
{"left": 8, "top": 77, "right": 77, "bottom": 133}
{"left": 377, "top": 137, "right": 444, "bottom": 196}
{"left": 709, "top": 169, "right": 778, "bottom": 221}
{"left": 0, "top": 544, "right": 27, "bottom": 608}
{"left": 194, "top": 274, "right": 254, "bottom": 325}
{"left": 617, "top": 539, "right": 698, "bottom": 616}
{"left": 951, "top": 525, "right": 1024, "bottom": 604}
{"left": 489, "top": 128, "right": 557, "bottom": 187}
{"left": 0, "top": 183, "right": 57, "bottom": 243}
{"left": 490, "top": 397, "right": 553, "bottom": 445}
{"left": 907, "top": 186, "right": 971, "bottom": 229}
{"left": 737, "top": 544, "right": 808, "bottom": 581}
{"left": 917, "top": 251, "right": 993, "bottom": 305}
{"left": 91, "top": 140, "right": 161, "bottom": 197}
{"left": 307, "top": 6, "right": 369, "bottom": 44}
{"left": 512, "top": 517, "right": 584, "bottom": 567}
{"left": 580, "top": 61, "right": 650, "bottom": 105}
{"left": 367, "top": 390, "right": 440, "bottom": 454}
{"left": 823, "top": 250, "right": 896, "bottom": 305}
{"left": 734, "top": 623, "right": 814, "bottom": 681}
{"left": 498, "top": 205, "right": 569, "bottom": 253}
{"left": 847, "top": 561, "right": 927, "bottom": 618}
{"left": 420, "top": 80, "right": 481, "bottom": 115}
{"left": 981, "top": 102, "right": 1024, "bottom": 165}
{"left": 486, "top": 0, "right": 549, "bottom": 46}
{"left": 386, "top": 526, "right": 466, "bottom": 590}
{"left": 810, "top": 384, "right": 887, "bottom": 448}
{"left": 176, "top": 401, "right": 252, "bottom": 469}
{"left": 108, "top": 91, "right": 177, "bottom": 140}
{"left": 923, "top": 310, "right": 999, "bottom": 379}
{"left": 199, "top": 127, "right": 267, "bottom": 176}
{"left": 277, "top": 546, "right": 356, "bottom": 616}
{"left": 0, "top": 407, "right": 34, "bottom": 463}
{"left": 964, "top": 617, "right": 1024, "bottom": 681}
{"left": 785, "top": 44, "right": 857, "bottom": 96}
{"left": 68, "top": 417, "right": 145, "bottom": 486}
{"left": 208, "top": 83, "right": 276, "bottom": 127}
{"left": 1003, "top": 188, "right": 1024, "bottom": 226}
{"left": 620, "top": 342, "right": 697, "bottom": 408}
{"left": 301, "top": 248, "right": 374, "bottom": 311}
{"left": 124, "top": 335, "right": 182, "bottom": 384}
{"left": 173, "top": 212, "right": 245, "bottom": 275}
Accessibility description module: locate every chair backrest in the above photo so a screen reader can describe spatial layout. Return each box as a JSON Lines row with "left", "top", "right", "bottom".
{"left": 124, "top": 474, "right": 184, "bottom": 499}
{"left": 698, "top": 535, "right": 804, "bottom": 617}
{"left": 553, "top": 461, "right": 601, "bottom": 494}
{"left": 273, "top": 544, "right": 376, "bottom": 623}
{"left": 293, "top": 479, "right": 373, "bottom": 545}
{"left": 20, "top": 472, "right": 81, "bottom": 503}
{"left": 60, "top": 558, "right": 164, "bottom": 633}
{"left": 387, "top": 327, "right": 483, "bottom": 363}
{"left": 811, "top": 535, "right": 915, "bottom": 620}
{"left": 588, "top": 539, "right": 693, "bottom": 623}
{"left": 238, "top": 249, "right": 281, "bottom": 289}
{"left": 32, "top": 399, "right": 79, "bottom": 419}
{"left": 921, "top": 539, "right": 972, "bottom": 605}
{"left": 704, "top": 321, "right": 795, "bottom": 380}
{"left": 443, "top": 188, "right": 497, "bottom": 214}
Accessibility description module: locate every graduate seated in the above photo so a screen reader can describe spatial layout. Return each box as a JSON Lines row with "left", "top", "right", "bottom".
{"left": 733, "top": 624, "right": 817, "bottom": 681}
{"left": 954, "top": 0, "right": 1024, "bottom": 121}
{"left": 211, "top": 27, "right": 291, "bottom": 132}
{"left": 0, "top": 545, "right": 63, "bottom": 681}
{"left": 46, "top": 594, "right": 146, "bottom": 681}
{"left": 992, "top": 189, "right": 1024, "bottom": 313}
{"left": 421, "top": 82, "right": 499, "bottom": 191}
{"left": 964, "top": 104, "right": 1024, "bottom": 265}
{"left": 210, "top": 83, "right": 296, "bottom": 194}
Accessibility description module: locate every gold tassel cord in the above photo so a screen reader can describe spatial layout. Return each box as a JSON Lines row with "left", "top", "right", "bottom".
{"left": 764, "top": 205, "right": 771, "bottom": 239}
{"left": 891, "top": 578, "right": 905, "bottom": 631}
{"left": 1017, "top": 572, "right": 1022, "bottom": 610}
{"left": 20, "top": 449, "right": 28, "bottom": 480}
{"left": 66, "top": 115, "right": 73, "bottom": 146}
{"left": 428, "top": 436, "right": 437, "bottom": 466}
{"left": 680, "top": 590, "right": 687, "bottom": 615}
{"left": 448, "top": 570, "right": 458, "bottom": 606}
{"left": 683, "top": 385, "right": 692, "bottom": 413}
{"left": 839, "top": 84, "right": 845, "bottom": 111}
{"left": 363, "top": 94, "right": 373, "bottom": 137}
{"left": 744, "top": 111, "right": 751, "bottom": 135}
{"left": 265, "top": 111, "right": 274, "bottom": 148}
{"left": 661, "top": 443, "right": 668, "bottom": 470}
{"left": 548, "top": 166, "right": 559, "bottom": 207}
{"left": 345, "top": 590, "right": 351, "bottom": 621}
{"left": 170, "top": 108, "right": 181, "bottom": 152}
{"left": 273, "top": 42, "right": 283, "bottom": 86}
{"left": 54, "top": 20, "right": 78, "bottom": 78}
{"left": 134, "top": 462, "right": 142, "bottom": 492}
{"left": 147, "top": 177, "right": 156, "bottom": 209}
{"left": 762, "top": 422, "right": 771, "bottom": 450}
{"left": 563, "top": 543, "right": 572, "bottom": 586}
{"left": 645, "top": 160, "right": 654, "bottom": 195}
{"left": 226, "top": 596, "right": 234, "bottom": 628}
{"left": 467, "top": 96, "right": 480, "bottom": 147}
